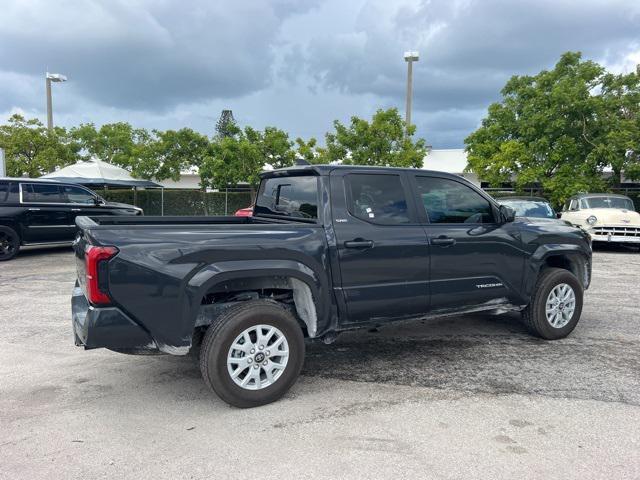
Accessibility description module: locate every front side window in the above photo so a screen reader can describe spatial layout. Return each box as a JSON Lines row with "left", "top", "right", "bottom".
{"left": 345, "top": 174, "right": 410, "bottom": 225}
{"left": 254, "top": 176, "right": 318, "bottom": 219}
{"left": 415, "top": 176, "right": 495, "bottom": 224}
{"left": 22, "top": 183, "right": 62, "bottom": 203}
{"left": 61, "top": 185, "right": 96, "bottom": 204}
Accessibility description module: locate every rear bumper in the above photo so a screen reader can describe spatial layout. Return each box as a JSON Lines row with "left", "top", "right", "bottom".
{"left": 72, "top": 283, "right": 159, "bottom": 353}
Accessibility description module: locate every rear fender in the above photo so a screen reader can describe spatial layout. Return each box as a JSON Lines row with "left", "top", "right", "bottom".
{"left": 186, "top": 259, "right": 329, "bottom": 340}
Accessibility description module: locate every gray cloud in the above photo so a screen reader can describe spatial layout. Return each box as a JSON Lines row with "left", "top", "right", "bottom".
{"left": 0, "top": 0, "right": 321, "bottom": 110}
{"left": 299, "top": 0, "right": 640, "bottom": 111}
{"left": 0, "top": 0, "right": 638, "bottom": 148}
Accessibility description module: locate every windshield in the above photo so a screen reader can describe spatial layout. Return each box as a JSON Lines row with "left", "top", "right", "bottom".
{"left": 500, "top": 199, "right": 555, "bottom": 218}
{"left": 254, "top": 176, "right": 318, "bottom": 220}
{"left": 581, "top": 196, "right": 634, "bottom": 210}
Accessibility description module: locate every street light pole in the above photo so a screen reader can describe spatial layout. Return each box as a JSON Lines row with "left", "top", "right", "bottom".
{"left": 403, "top": 51, "right": 419, "bottom": 134}
{"left": 45, "top": 72, "right": 67, "bottom": 132}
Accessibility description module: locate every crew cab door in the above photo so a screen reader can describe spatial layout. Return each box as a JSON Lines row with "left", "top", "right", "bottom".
{"left": 410, "top": 174, "right": 524, "bottom": 310}
{"left": 20, "top": 183, "right": 73, "bottom": 243}
{"left": 330, "top": 170, "right": 430, "bottom": 324}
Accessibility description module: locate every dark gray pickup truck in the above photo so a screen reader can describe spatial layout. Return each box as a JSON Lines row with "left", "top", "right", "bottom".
{"left": 72, "top": 165, "right": 592, "bottom": 407}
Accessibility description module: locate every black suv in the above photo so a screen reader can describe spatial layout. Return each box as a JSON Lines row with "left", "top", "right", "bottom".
{"left": 0, "top": 178, "right": 142, "bottom": 261}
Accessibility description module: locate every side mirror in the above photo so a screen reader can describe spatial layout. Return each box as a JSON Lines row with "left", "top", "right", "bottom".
{"left": 499, "top": 205, "right": 516, "bottom": 223}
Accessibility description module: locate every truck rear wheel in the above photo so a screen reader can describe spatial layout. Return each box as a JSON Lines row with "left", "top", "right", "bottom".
{"left": 199, "top": 299, "right": 305, "bottom": 408}
{"left": 0, "top": 226, "right": 20, "bottom": 261}
{"left": 522, "top": 267, "right": 583, "bottom": 340}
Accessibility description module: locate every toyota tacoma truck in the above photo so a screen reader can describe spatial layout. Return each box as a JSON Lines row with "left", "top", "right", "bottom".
{"left": 71, "top": 165, "right": 592, "bottom": 407}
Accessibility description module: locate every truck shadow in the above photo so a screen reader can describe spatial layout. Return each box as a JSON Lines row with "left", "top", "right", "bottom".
{"left": 140, "top": 312, "right": 639, "bottom": 407}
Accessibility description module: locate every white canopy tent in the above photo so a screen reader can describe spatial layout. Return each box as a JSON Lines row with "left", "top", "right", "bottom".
{"left": 42, "top": 158, "right": 162, "bottom": 188}
{"left": 42, "top": 158, "right": 164, "bottom": 214}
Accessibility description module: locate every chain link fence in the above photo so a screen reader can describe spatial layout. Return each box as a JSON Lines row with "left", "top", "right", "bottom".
{"left": 101, "top": 189, "right": 252, "bottom": 216}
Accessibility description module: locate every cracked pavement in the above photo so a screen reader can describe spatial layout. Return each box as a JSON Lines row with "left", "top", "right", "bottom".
{"left": 1, "top": 245, "right": 639, "bottom": 479}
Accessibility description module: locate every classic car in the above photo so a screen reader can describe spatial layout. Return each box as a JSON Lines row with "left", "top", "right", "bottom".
{"left": 561, "top": 193, "right": 640, "bottom": 246}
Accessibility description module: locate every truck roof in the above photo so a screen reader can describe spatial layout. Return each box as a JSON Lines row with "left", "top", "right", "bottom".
{"left": 261, "top": 164, "right": 468, "bottom": 181}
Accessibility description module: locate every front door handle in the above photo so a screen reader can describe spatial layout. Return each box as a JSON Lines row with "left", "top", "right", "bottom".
{"left": 431, "top": 236, "right": 456, "bottom": 247}
{"left": 344, "top": 239, "right": 374, "bottom": 249}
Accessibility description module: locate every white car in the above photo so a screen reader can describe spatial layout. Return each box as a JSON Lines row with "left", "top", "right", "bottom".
{"left": 561, "top": 193, "right": 640, "bottom": 246}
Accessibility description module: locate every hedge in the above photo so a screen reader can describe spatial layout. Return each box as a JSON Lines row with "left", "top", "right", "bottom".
{"left": 101, "top": 189, "right": 252, "bottom": 216}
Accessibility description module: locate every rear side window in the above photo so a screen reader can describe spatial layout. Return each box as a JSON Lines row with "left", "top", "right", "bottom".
{"left": 254, "top": 176, "right": 318, "bottom": 220}
{"left": 345, "top": 174, "right": 410, "bottom": 225}
{"left": 415, "top": 176, "right": 495, "bottom": 224}
{"left": 21, "top": 183, "right": 62, "bottom": 203}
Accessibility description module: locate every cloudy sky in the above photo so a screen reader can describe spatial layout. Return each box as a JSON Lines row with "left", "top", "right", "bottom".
{"left": 1, "top": 0, "right": 639, "bottom": 148}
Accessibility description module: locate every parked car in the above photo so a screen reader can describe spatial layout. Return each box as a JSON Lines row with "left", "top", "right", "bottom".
{"left": 71, "top": 165, "right": 592, "bottom": 407}
{"left": 234, "top": 206, "right": 253, "bottom": 217}
{"left": 0, "top": 178, "right": 142, "bottom": 261}
{"left": 498, "top": 196, "right": 570, "bottom": 224}
{"left": 561, "top": 193, "right": 640, "bottom": 247}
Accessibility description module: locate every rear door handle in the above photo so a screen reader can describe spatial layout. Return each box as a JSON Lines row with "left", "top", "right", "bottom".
{"left": 431, "top": 236, "right": 456, "bottom": 247}
{"left": 344, "top": 239, "right": 374, "bottom": 249}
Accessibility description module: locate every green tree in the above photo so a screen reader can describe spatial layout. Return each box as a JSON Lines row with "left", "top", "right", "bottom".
{"left": 200, "top": 128, "right": 263, "bottom": 196}
{"left": 150, "top": 128, "right": 210, "bottom": 181}
{"left": 323, "top": 108, "right": 427, "bottom": 167}
{"left": 0, "top": 114, "right": 78, "bottom": 177}
{"left": 294, "top": 137, "right": 330, "bottom": 164}
{"left": 70, "top": 122, "right": 154, "bottom": 178}
{"left": 465, "top": 51, "right": 640, "bottom": 205}
{"left": 214, "top": 110, "right": 240, "bottom": 139}
{"left": 598, "top": 69, "right": 640, "bottom": 184}
{"left": 259, "top": 126, "right": 295, "bottom": 169}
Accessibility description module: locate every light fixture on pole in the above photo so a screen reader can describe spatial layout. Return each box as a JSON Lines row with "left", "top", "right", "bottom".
{"left": 45, "top": 72, "right": 67, "bottom": 132}
{"left": 403, "top": 51, "right": 419, "bottom": 134}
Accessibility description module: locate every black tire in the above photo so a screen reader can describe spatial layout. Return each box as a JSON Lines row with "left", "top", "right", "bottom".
{"left": 199, "top": 299, "right": 305, "bottom": 408}
{"left": 521, "top": 267, "right": 583, "bottom": 340}
{"left": 0, "top": 226, "right": 20, "bottom": 261}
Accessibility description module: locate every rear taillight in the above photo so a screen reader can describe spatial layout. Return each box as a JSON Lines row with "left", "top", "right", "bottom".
{"left": 85, "top": 245, "right": 118, "bottom": 305}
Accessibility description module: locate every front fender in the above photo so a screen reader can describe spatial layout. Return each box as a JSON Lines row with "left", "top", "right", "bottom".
{"left": 524, "top": 244, "right": 592, "bottom": 299}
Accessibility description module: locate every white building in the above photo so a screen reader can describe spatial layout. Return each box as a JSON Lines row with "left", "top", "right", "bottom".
{"left": 423, "top": 148, "right": 477, "bottom": 186}
{"left": 156, "top": 172, "right": 202, "bottom": 190}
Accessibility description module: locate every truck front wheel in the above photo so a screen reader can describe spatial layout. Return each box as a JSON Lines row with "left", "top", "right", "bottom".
{"left": 522, "top": 267, "right": 583, "bottom": 340}
{"left": 199, "top": 299, "right": 305, "bottom": 408}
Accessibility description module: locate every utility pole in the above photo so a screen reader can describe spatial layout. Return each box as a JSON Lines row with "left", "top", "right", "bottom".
{"left": 45, "top": 72, "right": 67, "bottom": 132}
{"left": 403, "top": 51, "right": 419, "bottom": 134}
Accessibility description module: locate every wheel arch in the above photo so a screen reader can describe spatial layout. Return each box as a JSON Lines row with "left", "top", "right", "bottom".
{"left": 525, "top": 244, "right": 591, "bottom": 299}
{"left": 186, "top": 259, "right": 329, "bottom": 341}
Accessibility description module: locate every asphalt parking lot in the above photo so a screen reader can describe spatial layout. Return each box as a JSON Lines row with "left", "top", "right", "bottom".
{"left": 1, "top": 246, "right": 639, "bottom": 479}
